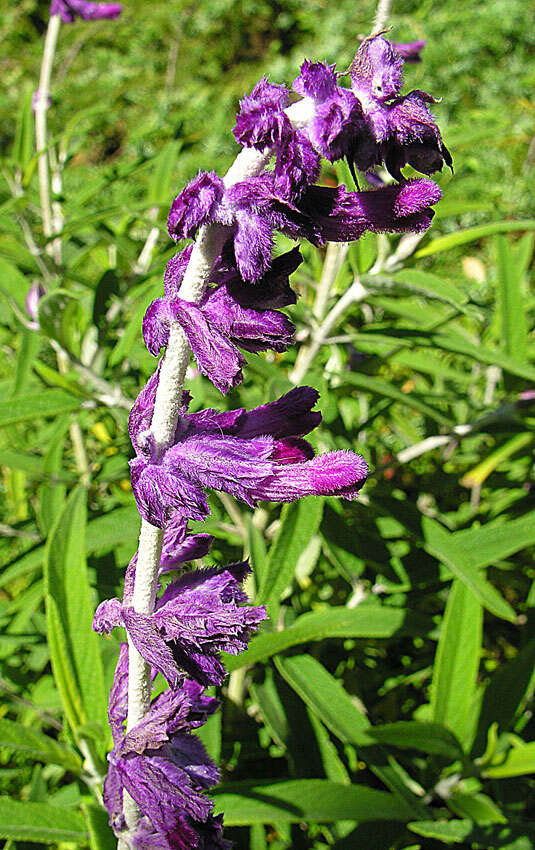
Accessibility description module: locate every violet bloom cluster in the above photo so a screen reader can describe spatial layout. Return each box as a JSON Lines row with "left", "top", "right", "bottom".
{"left": 50, "top": 0, "right": 122, "bottom": 23}
{"left": 95, "top": 34, "right": 448, "bottom": 849}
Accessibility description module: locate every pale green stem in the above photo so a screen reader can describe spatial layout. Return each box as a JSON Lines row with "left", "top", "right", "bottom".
{"left": 34, "top": 13, "right": 61, "bottom": 260}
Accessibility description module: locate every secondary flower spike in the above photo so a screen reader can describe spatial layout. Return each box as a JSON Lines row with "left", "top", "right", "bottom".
{"left": 50, "top": 0, "right": 122, "bottom": 22}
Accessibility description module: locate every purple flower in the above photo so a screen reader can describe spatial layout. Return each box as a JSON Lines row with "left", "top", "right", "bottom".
{"left": 95, "top": 560, "right": 266, "bottom": 687}
{"left": 103, "top": 647, "right": 229, "bottom": 848}
{"left": 393, "top": 40, "right": 426, "bottom": 63}
{"left": 127, "top": 385, "right": 368, "bottom": 529}
{"left": 143, "top": 247, "right": 301, "bottom": 394}
{"left": 293, "top": 60, "right": 363, "bottom": 162}
{"left": 381, "top": 90, "right": 453, "bottom": 181}
{"left": 168, "top": 170, "right": 441, "bottom": 282}
{"left": 50, "top": 0, "right": 122, "bottom": 22}
{"left": 25, "top": 283, "right": 46, "bottom": 330}
{"left": 233, "top": 78, "right": 320, "bottom": 200}
{"left": 347, "top": 36, "right": 451, "bottom": 180}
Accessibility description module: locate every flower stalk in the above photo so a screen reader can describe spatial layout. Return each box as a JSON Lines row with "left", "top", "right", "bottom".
{"left": 34, "top": 13, "right": 61, "bottom": 263}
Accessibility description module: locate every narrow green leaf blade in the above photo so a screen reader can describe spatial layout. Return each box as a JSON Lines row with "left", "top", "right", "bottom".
{"left": 213, "top": 780, "right": 414, "bottom": 825}
{"left": 0, "top": 390, "right": 81, "bottom": 426}
{"left": 415, "top": 219, "right": 535, "bottom": 257}
{"left": 224, "top": 605, "right": 434, "bottom": 671}
{"left": 0, "top": 719, "right": 81, "bottom": 773}
{"left": 0, "top": 798, "right": 87, "bottom": 842}
{"left": 258, "top": 496, "right": 324, "bottom": 618}
{"left": 431, "top": 579, "right": 482, "bottom": 743}
{"left": 422, "top": 518, "right": 516, "bottom": 622}
{"left": 44, "top": 487, "right": 107, "bottom": 735}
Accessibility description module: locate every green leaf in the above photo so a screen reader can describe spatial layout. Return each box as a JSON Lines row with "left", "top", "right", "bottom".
{"left": 12, "top": 85, "right": 34, "bottom": 171}
{"left": 258, "top": 496, "right": 324, "bottom": 619}
{"left": 483, "top": 742, "right": 535, "bottom": 778}
{"left": 224, "top": 605, "right": 434, "bottom": 671}
{"left": 247, "top": 516, "right": 268, "bottom": 592}
{"left": 0, "top": 450, "right": 46, "bottom": 477}
{"left": 250, "top": 668, "right": 290, "bottom": 750}
{"left": 13, "top": 330, "right": 41, "bottom": 397}
{"left": 449, "top": 514, "right": 535, "bottom": 572}
{"left": 148, "top": 140, "right": 181, "bottom": 205}
{"left": 495, "top": 235, "right": 528, "bottom": 364}
{"left": 0, "top": 390, "right": 81, "bottom": 426}
{"left": 0, "top": 719, "right": 81, "bottom": 773}
{"left": 275, "top": 655, "right": 428, "bottom": 817}
{"left": 431, "top": 579, "right": 482, "bottom": 744}
{"left": 83, "top": 802, "right": 116, "bottom": 850}
{"left": 448, "top": 791, "right": 507, "bottom": 824}
{"left": 409, "top": 819, "right": 535, "bottom": 848}
{"left": 422, "top": 517, "right": 516, "bottom": 622}
{"left": 0, "top": 257, "right": 28, "bottom": 308}
{"left": 0, "top": 506, "right": 139, "bottom": 591}
{"left": 44, "top": 487, "right": 107, "bottom": 736}
{"left": 374, "top": 269, "right": 469, "bottom": 310}
{"left": 473, "top": 638, "right": 535, "bottom": 755}
{"left": 0, "top": 798, "right": 88, "bottom": 842}
{"left": 415, "top": 219, "right": 535, "bottom": 258}
{"left": 368, "top": 722, "right": 466, "bottom": 762}
{"left": 213, "top": 780, "right": 414, "bottom": 825}
{"left": 38, "top": 414, "right": 70, "bottom": 535}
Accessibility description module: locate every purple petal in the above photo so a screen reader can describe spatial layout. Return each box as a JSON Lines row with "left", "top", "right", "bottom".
{"left": 50, "top": 0, "right": 122, "bottom": 22}
{"left": 171, "top": 299, "right": 245, "bottom": 394}
{"left": 293, "top": 60, "right": 338, "bottom": 101}
{"left": 256, "top": 450, "right": 369, "bottom": 501}
{"left": 233, "top": 386, "right": 321, "bottom": 439}
{"left": 160, "top": 533, "right": 214, "bottom": 574}
{"left": 233, "top": 77, "right": 291, "bottom": 150}
{"left": 122, "top": 607, "right": 180, "bottom": 688}
{"left": 217, "top": 246, "right": 301, "bottom": 310}
{"left": 233, "top": 210, "right": 274, "bottom": 282}
{"left": 350, "top": 35, "right": 404, "bottom": 101}
{"left": 129, "top": 457, "right": 209, "bottom": 528}
{"left": 143, "top": 298, "right": 172, "bottom": 356}
{"left": 93, "top": 597, "right": 123, "bottom": 634}
{"left": 164, "top": 245, "right": 194, "bottom": 300}
{"left": 168, "top": 171, "right": 224, "bottom": 241}
{"left": 108, "top": 643, "right": 129, "bottom": 745}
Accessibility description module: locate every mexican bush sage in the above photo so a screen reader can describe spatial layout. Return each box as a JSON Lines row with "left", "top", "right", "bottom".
{"left": 94, "top": 35, "right": 449, "bottom": 848}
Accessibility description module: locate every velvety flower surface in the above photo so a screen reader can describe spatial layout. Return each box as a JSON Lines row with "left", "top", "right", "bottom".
{"left": 168, "top": 170, "right": 441, "bottom": 282}
{"left": 50, "top": 0, "right": 122, "bottom": 22}
{"left": 233, "top": 77, "right": 320, "bottom": 200}
{"left": 348, "top": 35, "right": 452, "bottom": 180}
{"left": 94, "top": 561, "right": 266, "bottom": 687}
{"left": 103, "top": 646, "right": 229, "bottom": 848}
{"left": 293, "top": 60, "right": 363, "bottom": 162}
{"left": 143, "top": 248, "right": 301, "bottom": 394}
{"left": 127, "top": 385, "right": 368, "bottom": 528}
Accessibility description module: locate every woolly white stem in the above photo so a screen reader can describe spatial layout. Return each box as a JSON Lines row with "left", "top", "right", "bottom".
{"left": 373, "top": 0, "right": 394, "bottom": 34}
{"left": 35, "top": 14, "right": 61, "bottom": 256}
